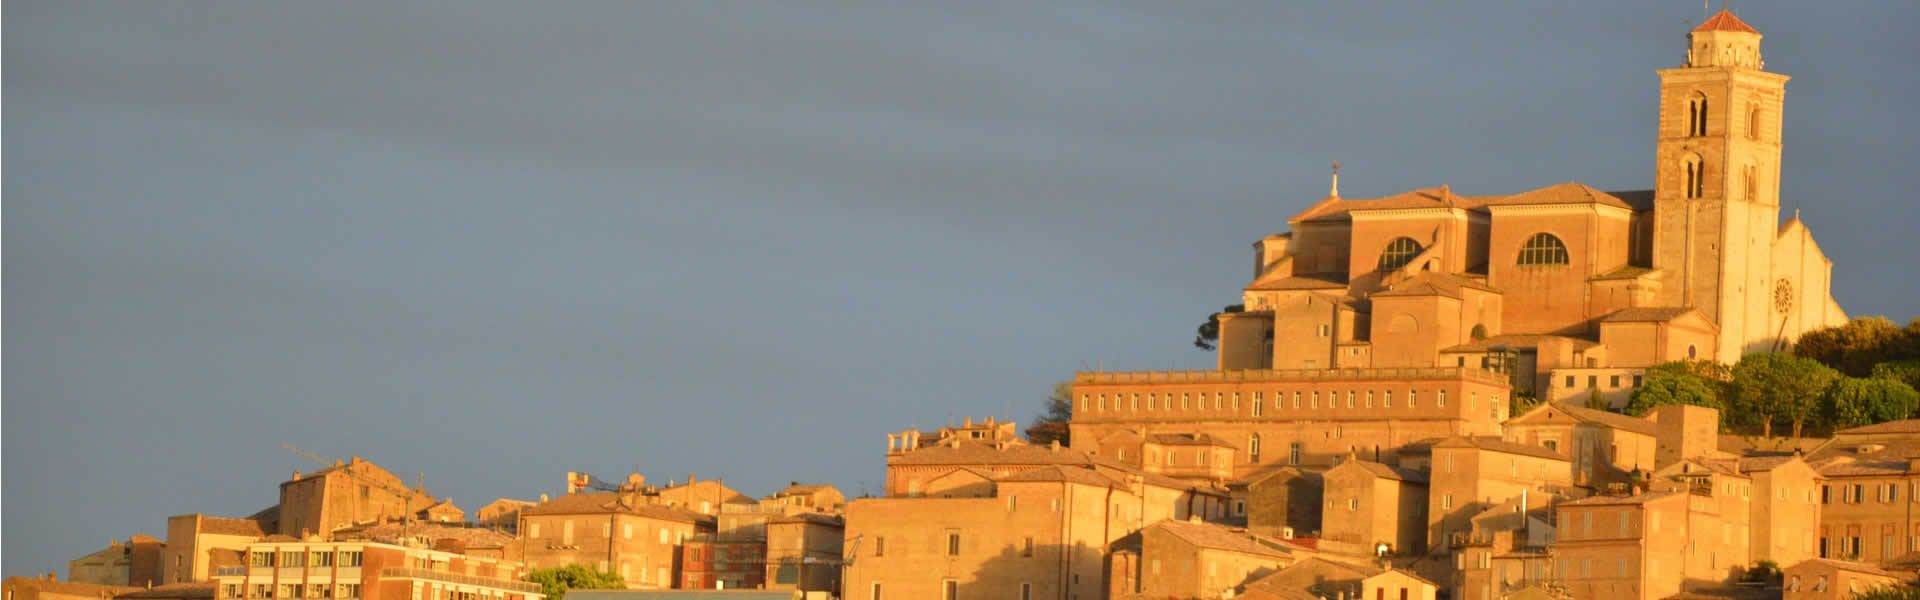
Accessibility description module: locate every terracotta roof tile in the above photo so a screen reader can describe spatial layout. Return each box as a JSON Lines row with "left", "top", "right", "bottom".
{"left": 116, "top": 584, "right": 215, "bottom": 600}
{"left": 996, "top": 466, "right": 1120, "bottom": 488}
{"left": 1372, "top": 272, "right": 1502, "bottom": 299}
{"left": 1430, "top": 436, "right": 1570, "bottom": 461}
{"left": 1334, "top": 459, "right": 1427, "bottom": 483}
{"left": 1786, "top": 558, "right": 1895, "bottom": 577}
{"left": 1559, "top": 491, "right": 1681, "bottom": 507}
{"left": 1480, "top": 182, "right": 1635, "bottom": 210}
{"left": 1151, "top": 520, "right": 1296, "bottom": 558}
{"left": 522, "top": 492, "right": 716, "bottom": 525}
{"left": 1695, "top": 10, "right": 1759, "bottom": 34}
{"left": 4, "top": 578, "right": 138, "bottom": 598}
{"left": 1148, "top": 433, "right": 1233, "bottom": 447}
{"left": 1547, "top": 403, "right": 1659, "bottom": 436}
{"left": 1244, "top": 275, "right": 1349, "bottom": 291}
{"left": 333, "top": 522, "right": 514, "bottom": 548}
{"left": 196, "top": 517, "right": 267, "bottom": 537}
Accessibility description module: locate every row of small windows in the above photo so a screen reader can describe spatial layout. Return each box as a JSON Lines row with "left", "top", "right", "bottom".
{"left": 1081, "top": 388, "right": 1487, "bottom": 414}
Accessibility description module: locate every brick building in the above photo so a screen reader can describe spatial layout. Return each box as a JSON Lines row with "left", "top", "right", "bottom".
{"left": 162, "top": 515, "right": 269, "bottom": 584}
{"left": 69, "top": 536, "right": 165, "bottom": 588}
{"left": 517, "top": 492, "right": 714, "bottom": 589}
{"left": 277, "top": 457, "right": 436, "bottom": 538}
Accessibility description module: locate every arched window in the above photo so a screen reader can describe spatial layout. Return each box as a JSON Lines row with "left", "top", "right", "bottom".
{"left": 1377, "top": 237, "right": 1423, "bottom": 271}
{"left": 1683, "top": 154, "right": 1705, "bottom": 199}
{"left": 1743, "top": 164, "right": 1757, "bottom": 202}
{"left": 1747, "top": 104, "right": 1762, "bottom": 140}
{"left": 1687, "top": 92, "right": 1709, "bottom": 137}
{"left": 1248, "top": 434, "right": 1262, "bottom": 461}
{"left": 1517, "top": 233, "right": 1570, "bottom": 266}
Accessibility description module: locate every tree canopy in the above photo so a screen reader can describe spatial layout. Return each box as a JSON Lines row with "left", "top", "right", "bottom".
{"left": 1793, "top": 316, "right": 1920, "bottom": 377}
{"left": 524, "top": 566, "right": 625, "bottom": 600}
{"left": 1192, "top": 304, "right": 1245, "bottom": 351}
{"left": 1624, "top": 372, "right": 1722, "bottom": 416}
{"left": 1828, "top": 376, "right": 1920, "bottom": 428}
{"left": 1027, "top": 382, "right": 1073, "bottom": 445}
{"left": 1731, "top": 352, "right": 1839, "bottom": 438}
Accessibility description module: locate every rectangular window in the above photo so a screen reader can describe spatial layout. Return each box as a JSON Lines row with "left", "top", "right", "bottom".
{"left": 1346, "top": 391, "right": 1355, "bottom": 408}
{"left": 1181, "top": 394, "right": 1189, "bottom": 410}
{"left": 1438, "top": 390, "right": 1446, "bottom": 407}
{"left": 1131, "top": 394, "right": 1138, "bottom": 410}
{"left": 1022, "top": 537, "right": 1034, "bottom": 557}
{"left": 1610, "top": 375, "right": 1621, "bottom": 388}
{"left": 1148, "top": 394, "right": 1156, "bottom": 410}
{"left": 659, "top": 528, "right": 669, "bottom": 543}
{"left": 1252, "top": 394, "right": 1263, "bottom": 417}
{"left": 947, "top": 532, "right": 961, "bottom": 555}
{"left": 1020, "top": 584, "right": 1031, "bottom": 600}
{"left": 1366, "top": 391, "right": 1374, "bottom": 408}
{"left": 1293, "top": 392, "right": 1301, "bottom": 408}
{"left": 1822, "top": 485, "right": 1832, "bottom": 504}
{"left": 1633, "top": 375, "right": 1644, "bottom": 387}
{"left": 1311, "top": 392, "right": 1319, "bottom": 408}
{"left": 1443, "top": 494, "right": 1454, "bottom": 509}
{"left": 1289, "top": 443, "right": 1300, "bottom": 466}
{"left": 871, "top": 583, "right": 882, "bottom": 600}
{"left": 311, "top": 552, "right": 332, "bottom": 567}
{"left": 943, "top": 581, "right": 958, "bottom": 600}
{"left": 338, "top": 552, "right": 362, "bottom": 567}
{"left": 1384, "top": 391, "right": 1392, "bottom": 408}
{"left": 280, "top": 552, "right": 305, "bottom": 568}
{"left": 1588, "top": 376, "right": 1598, "bottom": 388}
{"left": 1007, "top": 496, "right": 1018, "bottom": 511}
{"left": 250, "top": 552, "right": 275, "bottom": 568}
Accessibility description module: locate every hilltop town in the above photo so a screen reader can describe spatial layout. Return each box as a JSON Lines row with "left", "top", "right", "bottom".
{"left": 12, "top": 9, "right": 1920, "bottom": 600}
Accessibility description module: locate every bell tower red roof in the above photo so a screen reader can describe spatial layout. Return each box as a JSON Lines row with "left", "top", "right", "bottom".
{"left": 1694, "top": 10, "right": 1759, "bottom": 34}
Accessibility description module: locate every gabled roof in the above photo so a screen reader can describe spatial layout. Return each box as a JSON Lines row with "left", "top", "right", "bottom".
{"left": 1480, "top": 182, "right": 1635, "bottom": 210}
{"left": 1785, "top": 557, "right": 1895, "bottom": 577}
{"left": 1512, "top": 402, "right": 1658, "bottom": 437}
{"left": 1428, "top": 436, "right": 1569, "bottom": 462}
{"left": 117, "top": 583, "right": 215, "bottom": 600}
{"left": 889, "top": 440, "right": 1091, "bottom": 466}
{"left": 1695, "top": 10, "right": 1759, "bottom": 34}
{"left": 1331, "top": 459, "right": 1427, "bottom": 483}
{"left": 1371, "top": 272, "right": 1502, "bottom": 300}
{"left": 773, "top": 483, "right": 833, "bottom": 497}
{"left": 995, "top": 465, "right": 1119, "bottom": 488}
{"left": 1441, "top": 334, "right": 1598, "bottom": 353}
{"left": 1245, "top": 275, "right": 1349, "bottom": 292}
{"left": 1291, "top": 187, "right": 1481, "bottom": 223}
{"left": 1150, "top": 520, "right": 1296, "bottom": 558}
{"left": 1149, "top": 433, "right": 1234, "bottom": 447}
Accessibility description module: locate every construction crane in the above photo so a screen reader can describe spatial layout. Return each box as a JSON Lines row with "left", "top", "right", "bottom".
{"left": 280, "top": 443, "right": 428, "bottom": 543}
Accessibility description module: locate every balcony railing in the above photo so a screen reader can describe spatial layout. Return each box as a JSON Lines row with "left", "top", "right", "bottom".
{"left": 215, "top": 567, "right": 246, "bottom": 577}
{"left": 378, "top": 569, "right": 541, "bottom": 594}
{"left": 1074, "top": 367, "right": 1508, "bottom": 385}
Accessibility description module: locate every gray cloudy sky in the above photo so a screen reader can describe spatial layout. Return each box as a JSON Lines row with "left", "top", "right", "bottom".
{"left": 7, "top": 1, "right": 1917, "bottom": 577}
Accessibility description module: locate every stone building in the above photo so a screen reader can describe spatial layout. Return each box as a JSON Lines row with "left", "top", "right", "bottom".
{"left": 1068, "top": 12, "right": 1846, "bottom": 491}
{"left": 210, "top": 540, "right": 539, "bottom": 600}
{"left": 68, "top": 536, "right": 165, "bottom": 588}
{"left": 1804, "top": 419, "right": 1920, "bottom": 565}
{"left": 517, "top": 492, "right": 715, "bottom": 589}
{"left": 2, "top": 576, "right": 135, "bottom": 600}
{"left": 161, "top": 515, "right": 269, "bottom": 584}
{"left": 1237, "top": 466, "right": 1323, "bottom": 539}
{"left": 762, "top": 513, "right": 842, "bottom": 594}
{"left": 416, "top": 501, "right": 464, "bottom": 524}
{"left": 1131, "top": 520, "right": 1303, "bottom": 599}
{"left": 1319, "top": 457, "right": 1428, "bottom": 558}
{"left": 1781, "top": 558, "right": 1899, "bottom": 600}
{"left": 277, "top": 457, "right": 436, "bottom": 538}
{"left": 473, "top": 500, "right": 534, "bottom": 533}
{"left": 1236, "top": 558, "right": 1438, "bottom": 600}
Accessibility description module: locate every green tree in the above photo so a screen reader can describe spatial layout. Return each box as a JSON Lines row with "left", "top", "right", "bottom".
{"left": 1193, "top": 304, "right": 1245, "bottom": 351}
{"left": 1852, "top": 584, "right": 1920, "bottom": 600}
{"left": 1624, "top": 373, "right": 1722, "bottom": 416}
{"left": 1645, "top": 359, "right": 1733, "bottom": 382}
{"left": 1827, "top": 376, "right": 1920, "bottom": 428}
{"left": 1509, "top": 390, "right": 1541, "bottom": 416}
{"left": 1793, "top": 316, "right": 1912, "bottom": 377}
{"left": 1872, "top": 360, "right": 1920, "bottom": 391}
{"left": 524, "top": 566, "right": 625, "bottom": 600}
{"left": 1026, "top": 382, "right": 1073, "bottom": 445}
{"left": 1732, "top": 353, "right": 1840, "bottom": 438}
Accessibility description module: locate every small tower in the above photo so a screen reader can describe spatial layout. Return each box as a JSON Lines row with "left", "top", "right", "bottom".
{"left": 1649, "top": 9, "right": 1788, "bottom": 360}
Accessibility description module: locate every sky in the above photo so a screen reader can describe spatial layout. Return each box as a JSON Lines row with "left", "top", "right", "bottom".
{"left": 7, "top": 0, "right": 1918, "bottom": 577}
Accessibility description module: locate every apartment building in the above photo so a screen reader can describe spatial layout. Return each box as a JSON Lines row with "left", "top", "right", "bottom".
{"left": 517, "top": 493, "right": 715, "bottom": 589}
{"left": 1806, "top": 420, "right": 1920, "bottom": 566}
{"left": 473, "top": 500, "right": 534, "bottom": 533}
{"left": 210, "top": 540, "right": 538, "bottom": 600}
{"left": 763, "top": 513, "right": 843, "bottom": 594}
{"left": 1456, "top": 495, "right": 1557, "bottom": 600}
{"left": 1319, "top": 458, "right": 1427, "bottom": 557}
{"left": 1407, "top": 436, "right": 1571, "bottom": 553}
{"left": 1782, "top": 558, "right": 1900, "bottom": 600}
{"left": 162, "top": 515, "right": 269, "bottom": 584}
{"left": 1236, "top": 466, "right": 1323, "bottom": 538}
{"left": 1132, "top": 520, "right": 1304, "bottom": 599}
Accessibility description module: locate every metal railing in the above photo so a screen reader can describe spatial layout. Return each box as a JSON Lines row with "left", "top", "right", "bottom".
{"left": 378, "top": 569, "right": 541, "bottom": 594}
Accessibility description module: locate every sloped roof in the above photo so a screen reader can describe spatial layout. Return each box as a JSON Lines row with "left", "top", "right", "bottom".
{"left": 1785, "top": 557, "right": 1895, "bottom": 577}
{"left": 335, "top": 522, "right": 514, "bottom": 548}
{"left": 1151, "top": 520, "right": 1295, "bottom": 558}
{"left": 773, "top": 483, "right": 832, "bottom": 497}
{"left": 1592, "top": 266, "right": 1656, "bottom": 281}
{"left": 1836, "top": 420, "right": 1920, "bottom": 435}
{"left": 1427, "top": 436, "right": 1569, "bottom": 461}
{"left": 1600, "top": 307, "right": 1698, "bottom": 323}
{"left": 1533, "top": 402, "right": 1659, "bottom": 437}
{"left": 1480, "top": 182, "right": 1635, "bottom": 210}
{"left": 1334, "top": 459, "right": 1427, "bottom": 483}
{"left": 3, "top": 578, "right": 138, "bottom": 598}
{"left": 995, "top": 465, "right": 1119, "bottom": 488}
{"left": 889, "top": 440, "right": 1091, "bottom": 466}
{"left": 1441, "top": 334, "right": 1598, "bottom": 353}
{"left": 1371, "top": 272, "right": 1502, "bottom": 301}
{"left": 1245, "top": 275, "right": 1348, "bottom": 292}
{"left": 1695, "top": 10, "right": 1759, "bottom": 34}
{"left": 196, "top": 516, "right": 267, "bottom": 537}
{"left": 205, "top": 549, "right": 244, "bottom": 570}
{"left": 1245, "top": 558, "right": 1392, "bottom": 594}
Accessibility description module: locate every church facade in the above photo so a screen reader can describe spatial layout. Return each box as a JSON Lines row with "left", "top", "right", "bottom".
{"left": 1070, "top": 11, "right": 1846, "bottom": 476}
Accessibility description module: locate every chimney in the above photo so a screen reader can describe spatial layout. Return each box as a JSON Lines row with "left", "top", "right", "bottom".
{"left": 352, "top": 456, "right": 362, "bottom": 465}
{"left": 964, "top": 416, "right": 973, "bottom": 427}
{"left": 539, "top": 493, "right": 549, "bottom": 503}
{"left": 292, "top": 471, "right": 302, "bottom": 480}
{"left": 333, "top": 459, "right": 344, "bottom": 467}
{"left": 1050, "top": 440, "right": 1061, "bottom": 452}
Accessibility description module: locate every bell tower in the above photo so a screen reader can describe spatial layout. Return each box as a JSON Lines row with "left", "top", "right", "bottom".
{"left": 1650, "top": 9, "right": 1788, "bottom": 360}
